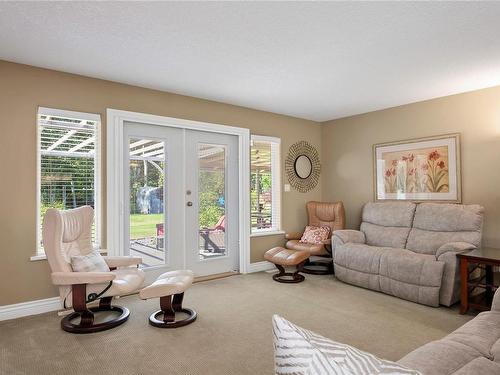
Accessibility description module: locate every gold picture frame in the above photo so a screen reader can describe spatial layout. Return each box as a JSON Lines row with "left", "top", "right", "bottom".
{"left": 373, "top": 133, "right": 461, "bottom": 202}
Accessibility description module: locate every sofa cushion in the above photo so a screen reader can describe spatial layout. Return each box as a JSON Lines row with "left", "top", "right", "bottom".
{"left": 379, "top": 249, "right": 444, "bottom": 306}
{"left": 335, "top": 264, "right": 381, "bottom": 292}
{"left": 445, "top": 311, "right": 500, "bottom": 359}
{"left": 406, "top": 203, "right": 483, "bottom": 255}
{"left": 361, "top": 202, "right": 416, "bottom": 248}
{"left": 334, "top": 244, "right": 392, "bottom": 292}
{"left": 412, "top": 203, "right": 483, "bottom": 232}
{"left": 334, "top": 243, "right": 388, "bottom": 275}
{"left": 398, "top": 340, "right": 483, "bottom": 375}
{"left": 362, "top": 201, "right": 417, "bottom": 227}
{"left": 361, "top": 222, "right": 412, "bottom": 249}
{"left": 273, "top": 315, "right": 421, "bottom": 375}
{"left": 453, "top": 357, "right": 500, "bottom": 375}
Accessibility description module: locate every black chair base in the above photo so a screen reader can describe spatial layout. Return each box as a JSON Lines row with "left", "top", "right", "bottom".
{"left": 61, "top": 285, "right": 129, "bottom": 334}
{"left": 148, "top": 292, "right": 197, "bottom": 328}
{"left": 272, "top": 262, "right": 306, "bottom": 283}
{"left": 149, "top": 308, "right": 197, "bottom": 328}
{"left": 61, "top": 305, "right": 130, "bottom": 334}
{"left": 302, "top": 258, "right": 334, "bottom": 275}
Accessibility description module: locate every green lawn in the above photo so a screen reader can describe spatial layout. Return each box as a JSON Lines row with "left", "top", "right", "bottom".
{"left": 130, "top": 213, "right": 163, "bottom": 239}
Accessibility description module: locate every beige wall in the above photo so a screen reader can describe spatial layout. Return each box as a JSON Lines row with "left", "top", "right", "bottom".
{"left": 321, "top": 86, "right": 500, "bottom": 248}
{"left": 3, "top": 58, "right": 500, "bottom": 307}
{"left": 0, "top": 61, "right": 322, "bottom": 305}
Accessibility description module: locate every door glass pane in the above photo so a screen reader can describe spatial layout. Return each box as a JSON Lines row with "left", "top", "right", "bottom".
{"left": 128, "top": 138, "right": 165, "bottom": 267}
{"left": 198, "top": 144, "right": 226, "bottom": 260}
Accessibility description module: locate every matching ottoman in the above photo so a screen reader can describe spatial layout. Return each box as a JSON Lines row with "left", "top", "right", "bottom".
{"left": 139, "top": 270, "right": 197, "bottom": 328}
{"left": 264, "top": 247, "right": 310, "bottom": 283}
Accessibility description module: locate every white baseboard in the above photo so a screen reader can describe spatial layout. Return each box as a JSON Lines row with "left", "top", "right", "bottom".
{"left": 0, "top": 297, "right": 62, "bottom": 321}
{"left": 247, "top": 260, "right": 275, "bottom": 273}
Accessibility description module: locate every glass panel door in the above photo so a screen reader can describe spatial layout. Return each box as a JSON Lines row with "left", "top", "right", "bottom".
{"left": 185, "top": 130, "right": 239, "bottom": 276}
{"left": 128, "top": 138, "right": 166, "bottom": 268}
{"left": 198, "top": 144, "right": 227, "bottom": 260}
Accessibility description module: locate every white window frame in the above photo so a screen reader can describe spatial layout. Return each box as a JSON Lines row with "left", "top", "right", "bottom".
{"left": 250, "top": 135, "right": 283, "bottom": 237}
{"left": 32, "top": 107, "right": 102, "bottom": 260}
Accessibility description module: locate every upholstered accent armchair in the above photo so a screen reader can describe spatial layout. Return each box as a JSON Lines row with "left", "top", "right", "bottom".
{"left": 285, "top": 201, "right": 345, "bottom": 274}
{"left": 43, "top": 206, "right": 145, "bottom": 333}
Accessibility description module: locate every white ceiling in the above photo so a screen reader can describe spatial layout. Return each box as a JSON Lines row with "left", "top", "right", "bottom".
{"left": 1, "top": 2, "right": 500, "bottom": 122}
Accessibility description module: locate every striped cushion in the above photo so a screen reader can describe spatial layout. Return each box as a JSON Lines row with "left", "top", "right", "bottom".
{"left": 71, "top": 251, "right": 110, "bottom": 273}
{"left": 272, "top": 315, "right": 421, "bottom": 375}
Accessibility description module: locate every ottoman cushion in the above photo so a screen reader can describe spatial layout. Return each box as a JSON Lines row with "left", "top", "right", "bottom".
{"left": 264, "top": 247, "right": 310, "bottom": 266}
{"left": 139, "top": 270, "right": 194, "bottom": 300}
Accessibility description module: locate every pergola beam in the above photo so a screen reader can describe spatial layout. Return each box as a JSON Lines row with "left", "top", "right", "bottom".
{"left": 68, "top": 136, "right": 95, "bottom": 153}
{"left": 46, "top": 130, "right": 77, "bottom": 151}
{"left": 130, "top": 142, "right": 163, "bottom": 156}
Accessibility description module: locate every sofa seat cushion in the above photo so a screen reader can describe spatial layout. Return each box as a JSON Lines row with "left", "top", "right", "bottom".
{"left": 379, "top": 249, "right": 445, "bottom": 306}
{"left": 398, "top": 340, "right": 483, "bottom": 375}
{"left": 286, "top": 240, "right": 327, "bottom": 255}
{"left": 445, "top": 311, "right": 500, "bottom": 360}
{"left": 334, "top": 244, "right": 391, "bottom": 292}
{"left": 334, "top": 243, "right": 389, "bottom": 274}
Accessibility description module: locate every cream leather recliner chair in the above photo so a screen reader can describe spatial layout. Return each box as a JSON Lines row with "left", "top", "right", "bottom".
{"left": 43, "top": 206, "right": 145, "bottom": 333}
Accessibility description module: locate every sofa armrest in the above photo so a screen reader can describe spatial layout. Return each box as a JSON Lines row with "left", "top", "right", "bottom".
{"left": 51, "top": 272, "right": 116, "bottom": 286}
{"left": 332, "top": 230, "right": 366, "bottom": 245}
{"left": 436, "top": 242, "right": 476, "bottom": 259}
{"left": 285, "top": 232, "right": 303, "bottom": 240}
{"left": 102, "top": 256, "right": 142, "bottom": 268}
{"left": 492, "top": 287, "right": 500, "bottom": 312}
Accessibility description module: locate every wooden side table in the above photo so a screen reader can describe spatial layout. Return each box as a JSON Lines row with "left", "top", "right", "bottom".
{"left": 457, "top": 248, "right": 500, "bottom": 314}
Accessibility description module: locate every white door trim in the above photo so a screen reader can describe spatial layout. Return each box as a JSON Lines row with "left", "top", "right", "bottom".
{"left": 106, "top": 109, "right": 251, "bottom": 274}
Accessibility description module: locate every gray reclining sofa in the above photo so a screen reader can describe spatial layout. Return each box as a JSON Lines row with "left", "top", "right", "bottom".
{"left": 332, "top": 202, "right": 484, "bottom": 306}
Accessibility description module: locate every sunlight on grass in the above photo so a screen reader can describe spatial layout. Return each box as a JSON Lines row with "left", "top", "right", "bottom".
{"left": 130, "top": 213, "right": 163, "bottom": 239}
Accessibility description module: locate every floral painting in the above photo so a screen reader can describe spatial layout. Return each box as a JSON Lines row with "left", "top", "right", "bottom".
{"left": 374, "top": 134, "right": 461, "bottom": 202}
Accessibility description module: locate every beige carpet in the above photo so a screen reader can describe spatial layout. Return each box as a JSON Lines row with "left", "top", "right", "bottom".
{"left": 0, "top": 272, "right": 473, "bottom": 375}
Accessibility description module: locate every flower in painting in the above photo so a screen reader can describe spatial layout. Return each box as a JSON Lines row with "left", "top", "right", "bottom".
{"left": 385, "top": 169, "right": 392, "bottom": 177}
{"left": 401, "top": 154, "right": 414, "bottom": 162}
{"left": 392, "top": 160, "right": 398, "bottom": 167}
{"left": 428, "top": 150, "right": 440, "bottom": 161}
{"left": 421, "top": 164, "right": 429, "bottom": 171}
{"left": 424, "top": 151, "right": 448, "bottom": 192}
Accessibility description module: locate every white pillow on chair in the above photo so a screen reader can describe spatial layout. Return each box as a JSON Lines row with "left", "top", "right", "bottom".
{"left": 71, "top": 251, "right": 110, "bottom": 273}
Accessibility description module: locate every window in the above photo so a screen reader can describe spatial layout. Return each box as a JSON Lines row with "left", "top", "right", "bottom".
{"left": 36, "top": 107, "right": 101, "bottom": 255}
{"left": 250, "top": 135, "right": 281, "bottom": 234}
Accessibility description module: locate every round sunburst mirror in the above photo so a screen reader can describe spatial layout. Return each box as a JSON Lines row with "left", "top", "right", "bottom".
{"left": 285, "top": 141, "right": 321, "bottom": 193}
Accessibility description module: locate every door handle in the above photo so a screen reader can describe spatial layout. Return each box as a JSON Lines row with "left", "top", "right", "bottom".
{"left": 187, "top": 201, "right": 193, "bottom": 207}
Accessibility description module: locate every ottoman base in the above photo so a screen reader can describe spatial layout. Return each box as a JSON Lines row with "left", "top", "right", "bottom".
{"left": 273, "top": 263, "right": 306, "bottom": 283}
{"left": 149, "top": 292, "right": 197, "bottom": 328}
{"left": 302, "top": 257, "right": 334, "bottom": 275}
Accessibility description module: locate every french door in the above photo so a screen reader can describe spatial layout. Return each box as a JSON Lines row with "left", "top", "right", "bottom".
{"left": 123, "top": 121, "right": 239, "bottom": 282}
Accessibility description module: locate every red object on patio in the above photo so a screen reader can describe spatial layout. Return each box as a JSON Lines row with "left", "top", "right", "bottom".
{"left": 214, "top": 215, "right": 225, "bottom": 231}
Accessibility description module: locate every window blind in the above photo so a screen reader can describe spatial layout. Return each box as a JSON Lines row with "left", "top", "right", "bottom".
{"left": 250, "top": 136, "right": 281, "bottom": 232}
{"left": 38, "top": 109, "right": 100, "bottom": 251}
